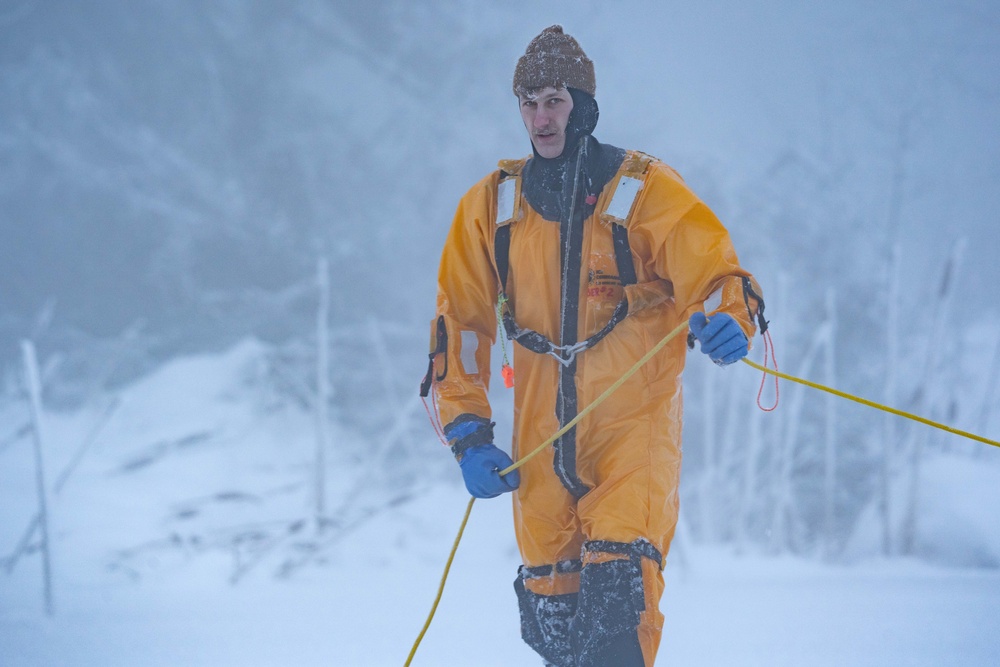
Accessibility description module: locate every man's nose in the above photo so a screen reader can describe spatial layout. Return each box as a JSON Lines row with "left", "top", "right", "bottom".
{"left": 533, "top": 109, "right": 550, "bottom": 127}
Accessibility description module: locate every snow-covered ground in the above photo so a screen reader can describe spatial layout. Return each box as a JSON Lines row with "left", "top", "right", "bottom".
{"left": 2, "top": 341, "right": 999, "bottom": 666}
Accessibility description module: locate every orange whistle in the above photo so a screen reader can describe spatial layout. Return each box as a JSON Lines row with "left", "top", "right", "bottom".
{"left": 501, "top": 364, "right": 514, "bottom": 388}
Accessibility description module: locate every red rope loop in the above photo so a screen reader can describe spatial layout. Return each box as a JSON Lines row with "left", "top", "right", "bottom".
{"left": 756, "top": 330, "right": 779, "bottom": 412}
{"left": 421, "top": 390, "right": 449, "bottom": 446}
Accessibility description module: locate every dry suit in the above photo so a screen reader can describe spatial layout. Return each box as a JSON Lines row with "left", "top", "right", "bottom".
{"left": 425, "top": 91, "right": 762, "bottom": 666}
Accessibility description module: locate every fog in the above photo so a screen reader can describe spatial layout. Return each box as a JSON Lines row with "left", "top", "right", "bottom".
{"left": 3, "top": 1, "right": 998, "bottom": 351}
{"left": 2, "top": 2, "right": 999, "bottom": 664}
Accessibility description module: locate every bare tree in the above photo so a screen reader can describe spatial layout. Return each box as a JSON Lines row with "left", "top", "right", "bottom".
{"left": 823, "top": 288, "right": 838, "bottom": 560}
{"left": 314, "top": 257, "right": 332, "bottom": 532}
{"left": 21, "top": 340, "right": 55, "bottom": 616}
{"left": 899, "top": 239, "right": 966, "bottom": 555}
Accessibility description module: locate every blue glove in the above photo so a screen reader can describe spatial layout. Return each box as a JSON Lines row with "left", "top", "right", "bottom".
{"left": 458, "top": 444, "right": 520, "bottom": 499}
{"left": 689, "top": 311, "right": 748, "bottom": 365}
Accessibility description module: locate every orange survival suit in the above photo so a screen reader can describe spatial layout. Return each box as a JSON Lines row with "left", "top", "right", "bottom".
{"left": 425, "top": 134, "right": 762, "bottom": 666}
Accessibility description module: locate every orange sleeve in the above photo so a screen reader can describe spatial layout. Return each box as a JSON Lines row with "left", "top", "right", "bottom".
{"left": 429, "top": 173, "right": 502, "bottom": 430}
{"left": 628, "top": 162, "right": 762, "bottom": 341}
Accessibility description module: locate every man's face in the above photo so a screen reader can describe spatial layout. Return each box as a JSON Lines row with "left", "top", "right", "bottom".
{"left": 518, "top": 87, "right": 574, "bottom": 159}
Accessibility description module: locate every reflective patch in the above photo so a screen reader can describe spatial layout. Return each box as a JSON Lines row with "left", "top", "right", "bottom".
{"left": 460, "top": 330, "right": 479, "bottom": 374}
{"left": 604, "top": 175, "right": 643, "bottom": 222}
{"left": 497, "top": 177, "right": 517, "bottom": 225}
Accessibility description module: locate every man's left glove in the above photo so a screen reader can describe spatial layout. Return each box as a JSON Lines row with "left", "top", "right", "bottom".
{"left": 689, "top": 311, "right": 749, "bottom": 365}
{"left": 458, "top": 444, "right": 520, "bottom": 499}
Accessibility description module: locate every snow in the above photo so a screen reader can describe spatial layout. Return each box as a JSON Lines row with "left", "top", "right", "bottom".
{"left": 3, "top": 341, "right": 999, "bottom": 666}
{"left": 3, "top": 2, "right": 1000, "bottom": 665}
{"left": 844, "top": 455, "right": 1000, "bottom": 569}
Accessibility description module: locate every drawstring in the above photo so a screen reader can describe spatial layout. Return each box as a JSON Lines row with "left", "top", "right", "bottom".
{"left": 421, "top": 392, "right": 449, "bottom": 446}
{"left": 756, "top": 330, "right": 779, "bottom": 412}
{"left": 497, "top": 295, "right": 514, "bottom": 388}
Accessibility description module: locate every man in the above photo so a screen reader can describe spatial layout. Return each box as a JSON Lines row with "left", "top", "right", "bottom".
{"left": 422, "top": 25, "right": 764, "bottom": 666}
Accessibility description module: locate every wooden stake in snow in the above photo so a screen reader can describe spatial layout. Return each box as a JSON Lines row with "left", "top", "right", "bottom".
{"left": 823, "top": 288, "right": 838, "bottom": 561}
{"left": 21, "top": 340, "right": 55, "bottom": 616}
{"left": 880, "top": 241, "right": 902, "bottom": 556}
{"left": 314, "top": 257, "right": 332, "bottom": 532}
{"left": 900, "top": 238, "right": 966, "bottom": 555}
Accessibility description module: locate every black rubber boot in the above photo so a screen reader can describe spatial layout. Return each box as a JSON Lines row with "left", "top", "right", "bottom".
{"left": 578, "top": 629, "right": 645, "bottom": 667}
{"left": 573, "top": 557, "right": 646, "bottom": 666}
{"left": 515, "top": 565, "right": 580, "bottom": 667}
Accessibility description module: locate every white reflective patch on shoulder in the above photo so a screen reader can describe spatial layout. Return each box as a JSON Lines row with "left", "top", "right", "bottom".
{"left": 605, "top": 175, "right": 643, "bottom": 222}
{"left": 704, "top": 288, "right": 723, "bottom": 314}
{"left": 497, "top": 178, "right": 516, "bottom": 225}
{"left": 460, "top": 330, "right": 479, "bottom": 374}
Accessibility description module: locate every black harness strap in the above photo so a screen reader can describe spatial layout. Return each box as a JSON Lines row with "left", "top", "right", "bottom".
{"left": 495, "top": 224, "right": 511, "bottom": 293}
{"left": 499, "top": 300, "right": 628, "bottom": 365}
{"left": 519, "top": 559, "right": 584, "bottom": 579}
{"left": 495, "top": 219, "right": 634, "bottom": 367}
{"left": 612, "top": 222, "right": 637, "bottom": 287}
{"left": 554, "top": 141, "right": 590, "bottom": 499}
{"left": 493, "top": 147, "right": 640, "bottom": 499}
{"left": 583, "top": 538, "right": 664, "bottom": 570}
{"left": 419, "top": 315, "right": 448, "bottom": 398}
{"left": 496, "top": 221, "right": 636, "bottom": 297}
{"left": 742, "top": 276, "right": 769, "bottom": 334}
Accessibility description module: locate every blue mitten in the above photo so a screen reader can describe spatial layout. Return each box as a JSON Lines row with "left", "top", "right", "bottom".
{"left": 689, "top": 312, "right": 748, "bottom": 365}
{"left": 458, "top": 444, "right": 520, "bottom": 499}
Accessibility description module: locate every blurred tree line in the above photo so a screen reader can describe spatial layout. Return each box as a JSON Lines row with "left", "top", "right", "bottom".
{"left": 1, "top": 1, "right": 997, "bottom": 562}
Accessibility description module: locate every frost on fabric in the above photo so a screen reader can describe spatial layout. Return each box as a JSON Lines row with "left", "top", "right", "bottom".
{"left": 574, "top": 557, "right": 645, "bottom": 662}
{"left": 515, "top": 573, "right": 578, "bottom": 667}
{"left": 515, "top": 551, "right": 649, "bottom": 666}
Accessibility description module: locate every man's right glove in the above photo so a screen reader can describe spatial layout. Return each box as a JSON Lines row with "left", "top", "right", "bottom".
{"left": 458, "top": 444, "right": 520, "bottom": 499}
{"left": 689, "top": 311, "right": 749, "bottom": 366}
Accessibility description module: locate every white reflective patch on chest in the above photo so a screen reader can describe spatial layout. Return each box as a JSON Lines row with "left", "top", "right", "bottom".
{"left": 605, "top": 175, "right": 643, "bottom": 222}
{"left": 460, "top": 330, "right": 479, "bottom": 374}
{"left": 497, "top": 177, "right": 517, "bottom": 225}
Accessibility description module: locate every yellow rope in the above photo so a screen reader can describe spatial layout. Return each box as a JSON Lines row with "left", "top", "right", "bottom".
{"left": 499, "top": 319, "right": 691, "bottom": 477}
{"left": 404, "top": 320, "right": 689, "bottom": 665}
{"left": 741, "top": 357, "right": 1000, "bottom": 449}
{"left": 405, "top": 321, "right": 999, "bottom": 664}
{"left": 404, "top": 496, "right": 476, "bottom": 667}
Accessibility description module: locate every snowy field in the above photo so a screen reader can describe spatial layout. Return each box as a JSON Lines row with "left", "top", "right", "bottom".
{"left": 3, "top": 483, "right": 999, "bottom": 666}
{"left": 4, "top": 3, "right": 1000, "bottom": 665}
{"left": 2, "top": 341, "right": 999, "bottom": 666}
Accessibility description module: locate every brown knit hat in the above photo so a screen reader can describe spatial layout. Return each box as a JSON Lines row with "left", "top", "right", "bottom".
{"left": 512, "top": 25, "right": 595, "bottom": 97}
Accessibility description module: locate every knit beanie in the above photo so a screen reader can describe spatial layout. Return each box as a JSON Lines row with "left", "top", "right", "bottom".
{"left": 512, "top": 25, "right": 596, "bottom": 97}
